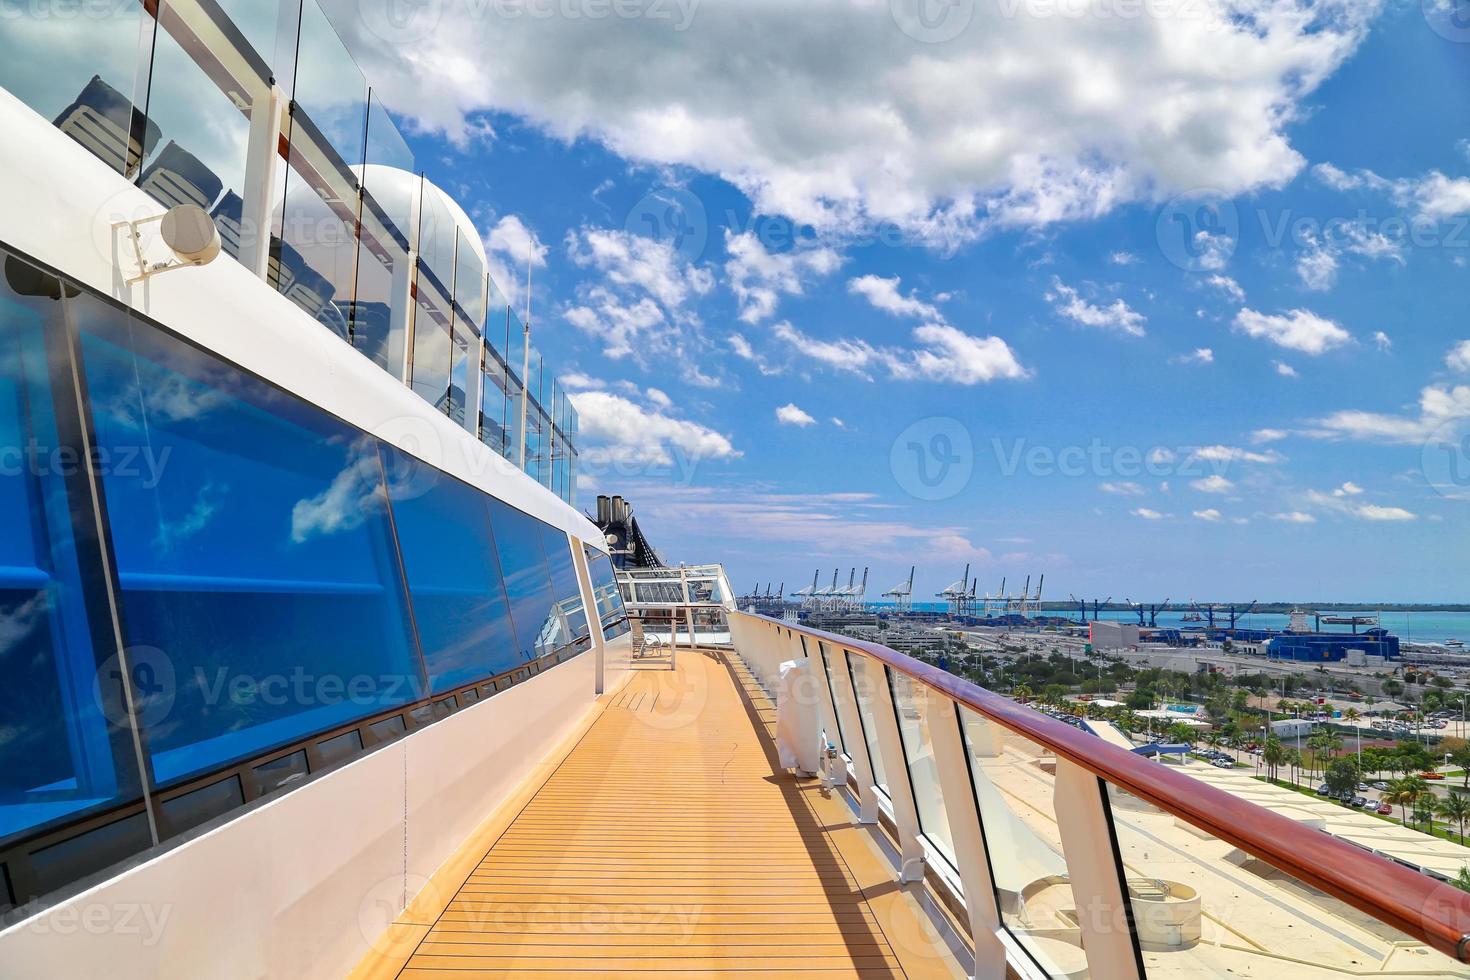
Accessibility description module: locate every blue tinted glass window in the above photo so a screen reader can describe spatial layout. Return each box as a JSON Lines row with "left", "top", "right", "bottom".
{"left": 0, "top": 260, "right": 144, "bottom": 848}
{"left": 539, "top": 529, "right": 588, "bottom": 655}
{"left": 585, "top": 548, "right": 629, "bottom": 640}
{"left": 485, "top": 499, "right": 557, "bottom": 662}
{"left": 79, "top": 312, "right": 420, "bottom": 786}
{"left": 380, "top": 445, "right": 518, "bottom": 693}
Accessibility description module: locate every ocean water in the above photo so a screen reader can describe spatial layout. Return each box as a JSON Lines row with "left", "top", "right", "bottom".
{"left": 872, "top": 603, "right": 1470, "bottom": 645}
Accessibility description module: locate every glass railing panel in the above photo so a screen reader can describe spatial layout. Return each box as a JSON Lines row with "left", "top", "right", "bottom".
{"left": 890, "top": 670, "right": 955, "bottom": 866}
{"left": 0, "top": 4, "right": 155, "bottom": 178}
{"left": 142, "top": 0, "right": 269, "bottom": 255}
{"left": 959, "top": 706, "right": 1088, "bottom": 978}
{"left": 816, "top": 642, "right": 849, "bottom": 755}
{"left": 846, "top": 654, "right": 890, "bottom": 793}
{"left": 417, "top": 178, "right": 456, "bottom": 286}
{"left": 276, "top": 0, "right": 367, "bottom": 335}
{"left": 452, "top": 229, "right": 486, "bottom": 333}
{"left": 505, "top": 306, "right": 527, "bottom": 461}
{"left": 410, "top": 262, "right": 454, "bottom": 413}
{"left": 0, "top": 250, "right": 150, "bottom": 896}
{"left": 1105, "top": 782, "right": 1470, "bottom": 977}
{"left": 352, "top": 93, "right": 414, "bottom": 375}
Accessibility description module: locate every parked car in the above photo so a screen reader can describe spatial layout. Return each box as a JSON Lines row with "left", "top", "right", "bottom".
{"left": 1360, "top": 798, "right": 1379, "bottom": 810}
{"left": 1422, "top": 772, "right": 1446, "bottom": 780}
{"left": 1317, "top": 784, "right": 1331, "bottom": 795}
{"left": 1376, "top": 803, "right": 1394, "bottom": 815}
{"left": 1350, "top": 796, "right": 1367, "bottom": 808}
{"left": 1373, "top": 781, "right": 1388, "bottom": 791}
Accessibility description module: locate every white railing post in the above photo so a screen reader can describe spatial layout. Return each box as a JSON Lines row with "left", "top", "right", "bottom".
{"left": 238, "top": 84, "right": 284, "bottom": 280}
{"left": 829, "top": 647, "right": 880, "bottom": 825}
{"left": 930, "top": 700, "right": 1007, "bottom": 978}
{"left": 864, "top": 657, "right": 926, "bottom": 882}
{"left": 1055, "top": 760, "right": 1144, "bottom": 980}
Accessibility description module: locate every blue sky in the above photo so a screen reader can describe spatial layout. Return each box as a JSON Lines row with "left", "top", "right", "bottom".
{"left": 340, "top": 0, "right": 1470, "bottom": 602}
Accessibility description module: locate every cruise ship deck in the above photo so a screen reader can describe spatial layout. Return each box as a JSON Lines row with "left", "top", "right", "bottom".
{"left": 354, "top": 649, "right": 960, "bottom": 980}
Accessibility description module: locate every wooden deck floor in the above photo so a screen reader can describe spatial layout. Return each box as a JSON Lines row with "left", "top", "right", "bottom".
{"left": 368, "top": 650, "right": 958, "bottom": 979}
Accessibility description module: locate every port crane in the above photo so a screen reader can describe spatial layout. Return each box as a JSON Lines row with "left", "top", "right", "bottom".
{"left": 1125, "top": 597, "right": 1171, "bottom": 627}
{"left": 1069, "top": 594, "right": 1113, "bottom": 624}
{"left": 883, "top": 566, "right": 915, "bottom": 611}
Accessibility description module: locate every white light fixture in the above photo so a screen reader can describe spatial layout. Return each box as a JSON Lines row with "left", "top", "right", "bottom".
{"left": 118, "top": 204, "right": 222, "bottom": 285}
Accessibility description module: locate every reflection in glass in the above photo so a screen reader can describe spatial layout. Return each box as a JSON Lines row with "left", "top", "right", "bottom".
{"left": 1107, "top": 783, "right": 1470, "bottom": 977}
{"left": 0, "top": 253, "right": 145, "bottom": 851}
{"left": 379, "top": 445, "right": 517, "bottom": 694}
{"left": 0, "top": 5, "right": 156, "bottom": 177}
{"left": 143, "top": 0, "right": 267, "bottom": 253}
{"left": 352, "top": 96, "right": 414, "bottom": 374}
{"left": 486, "top": 499, "right": 558, "bottom": 662}
{"left": 960, "top": 707, "right": 1087, "bottom": 978}
{"left": 539, "top": 528, "right": 589, "bottom": 656}
{"left": 815, "top": 643, "right": 848, "bottom": 755}
{"left": 585, "top": 549, "right": 629, "bottom": 640}
{"left": 847, "top": 655, "right": 889, "bottom": 792}
{"left": 80, "top": 305, "right": 420, "bottom": 786}
{"left": 410, "top": 257, "right": 454, "bottom": 413}
{"left": 277, "top": 0, "right": 367, "bottom": 333}
{"left": 890, "top": 671, "right": 954, "bottom": 865}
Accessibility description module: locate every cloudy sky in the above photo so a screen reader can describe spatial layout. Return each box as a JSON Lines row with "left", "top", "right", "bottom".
{"left": 330, "top": 0, "right": 1469, "bottom": 602}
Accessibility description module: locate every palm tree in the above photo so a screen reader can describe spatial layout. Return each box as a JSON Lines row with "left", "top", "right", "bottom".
{"left": 1262, "top": 736, "right": 1288, "bottom": 783}
{"left": 1386, "top": 776, "right": 1428, "bottom": 826}
{"left": 1436, "top": 793, "right": 1470, "bottom": 843}
{"left": 1344, "top": 708, "right": 1362, "bottom": 768}
{"left": 1285, "top": 747, "right": 1302, "bottom": 788}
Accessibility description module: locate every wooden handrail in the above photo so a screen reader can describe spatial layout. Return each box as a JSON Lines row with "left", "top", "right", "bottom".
{"left": 736, "top": 610, "right": 1470, "bottom": 963}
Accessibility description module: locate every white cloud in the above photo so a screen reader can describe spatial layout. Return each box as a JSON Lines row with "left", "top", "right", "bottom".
{"left": 563, "top": 227, "right": 717, "bottom": 366}
{"left": 847, "top": 275, "right": 942, "bottom": 320}
{"left": 1356, "top": 504, "right": 1416, "bottom": 521}
{"left": 1100, "top": 481, "right": 1147, "bottom": 497}
{"left": 1310, "top": 384, "right": 1470, "bottom": 443}
{"left": 1176, "top": 347, "right": 1214, "bottom": 365}
{"left": 1233, "top": 308, "right": 1351, "bottom": 355}
{"left": 569, "top": 390, "right": 739, "bottom": 467}
{"left": 1275, "top": 360, "right": 1300, "bottom": 378}
{"left": 830, "top": 417, "right": 845, "bottom": 428}
{"left": 1190, "top": 445, "right": 1284, "bottom": 465}
{"left": 772, "top": 320, "right": 1028, "bottom": 385}
{"left": 1048, "top": 279, "right": 1146, "bottom": 337}
{"left": 1332, "top": 481, "right": 1364, "bottom": 496}
{"left": 1205, "top": 275, "right": 1245, "bottom": 302}
{"left": 327, "top": 0, "right": 1385, "bottom": 246}
{"left": 645, "top": 387, "right": 673, "bottom": 409}
{"left": 569, "top": 227, "right": 713, "bottom": 311}
{"left": 1273, "top": 511, "right": 1316, "bottom": 523}
{"left": 1148, "top": 448, "right": 1176, "bottom": 465}
{"left": 897, "top": 324, "right": 1029, "bottom": 384}
{"left": 775, "top": 402, "right": 816, "bottom": 427}
{"left": 1296, "top": 237, "right": 1339, "bottom": 291}
{"left": 1447, "top": 340, "right": 1470, "bottom": 373}
{"left": 1313, "top": 163, "right": 1470, "bottom": 221}
{"left": 1109, "top": 251, "right": 1138, "bottom": 266}
{"left": 1252, "top": 428, "right": 1289, "bottom": 443}
{"left": 1372, "top": 330, "right": 1392, "bottom": 352}
{"left": 725, "top": 231, "right": 841, "bottom": 323}
{"left": 1191, "top": 475, "right": 1235, "bottom": 494}
{"left": 482, "top": 215, "right": 547, "bottom": 310}
{"left": 1131, "top": 508, "right": 1166, "bottom": 521}
{"left": 1193, "top": 508, "right": 1223, "bottom": 522}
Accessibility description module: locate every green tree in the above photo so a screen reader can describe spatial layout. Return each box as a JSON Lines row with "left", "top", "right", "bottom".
{"left": 1436, "top": 793, "right": 1470, "bottom": 843}
{"left": 1386, "top": 776, "right": 1428, "bottom": 826}
{"left": 1449, "top": 745, "right": 1470, "bottom": 790}
{"left": 1262, "top": 736, "right": 1288, "bottom": 783}
{"left": 1325, "top": 758, "right": 1360, "bottom": 797}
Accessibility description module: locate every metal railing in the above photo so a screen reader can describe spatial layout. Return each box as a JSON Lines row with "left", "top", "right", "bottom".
{"left": 729, "top": 610, "right": 1470, "bottom": 978}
